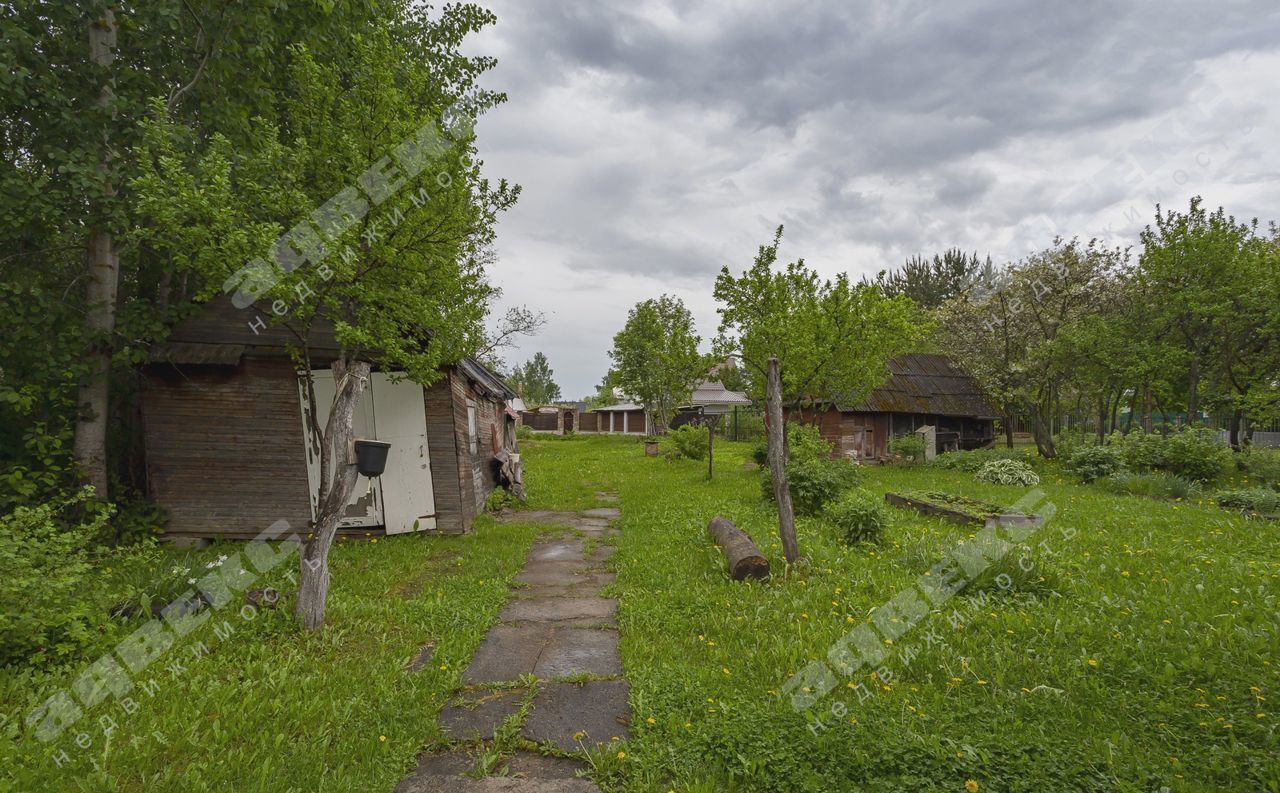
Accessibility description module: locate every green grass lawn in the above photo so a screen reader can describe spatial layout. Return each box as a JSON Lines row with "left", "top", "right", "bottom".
{"left": 531, "top": 435, "right": 1277, "bottom": 792}
{"left": 5, "top": 434, "right": 1276, "bottom": 792}
{"left": 2, "top": 518, "right": 545, "bottom": 792}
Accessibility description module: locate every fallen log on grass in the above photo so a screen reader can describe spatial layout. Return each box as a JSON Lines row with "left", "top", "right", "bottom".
{"left": 707, "top": 516, "right": 770, "bottom": 580}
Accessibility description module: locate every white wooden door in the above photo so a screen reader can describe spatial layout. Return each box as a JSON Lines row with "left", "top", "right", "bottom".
{"left": 370, "top": 373, "right": 436, "bottom": 533}
{"left": 298, "top": 370, "right": 384, "bottom": 528}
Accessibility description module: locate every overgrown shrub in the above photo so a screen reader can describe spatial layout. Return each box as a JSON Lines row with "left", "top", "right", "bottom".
{"left": 751, "top": 422, "right": 832, "bottom": 467}
{"left": 1052, "top": 430, "right": 1094, "bottom": 461}
{"left": 1106, "top": 430, "right": 1165, "bottom": 471}
{"left": 1161, "top": 427, "right": 1231, "bottom": 482}
{"left": 0, "top": 488, "right": 111, "bottom": 666}
{"left": 1215, "top": 488, "right": 1280, "bottom": 516}
{"left": 887, "top": 433, "right": 927, "bottom": 464}
{"left": 663, "top": 424, "right": 710, "bottom": 461}
{"left": 1238, "top": 447, "right": 1280, "bottom": 490}
{"left": 932, "top": 448, "right": 1039, "bottom": 473}
{"left": 786, "top": 422, "right": 833, "bottom": 465}
{"left": 826, "top": 489, "right": 890, "bottom": 543}
{"left": 1065, "top": 445, "right": 1125, "bottom": 482}
{"left": 1098, "top": 471, "right": 1200, "bottom": 501}
{"left": 762, "top": 458, "right": 860, "bottom": 516}
{"left": 516, "top": 425, "right": 534, "bottom": 440}
{"left": 974, "top": 458, "right": 1040, "bottom": 486}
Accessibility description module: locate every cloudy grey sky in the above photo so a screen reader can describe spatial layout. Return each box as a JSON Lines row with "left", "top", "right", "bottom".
{"left": 467, "top": 1, "right": 1280, "bottom": 399}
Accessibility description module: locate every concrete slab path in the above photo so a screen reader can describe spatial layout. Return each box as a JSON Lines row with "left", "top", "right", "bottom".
{"left": 396, "top": 500, "right": 628, "bottom": 793}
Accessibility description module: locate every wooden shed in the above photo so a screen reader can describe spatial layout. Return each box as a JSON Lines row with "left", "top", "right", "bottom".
{"left": 787, "top": 353, "right": 997, "bottom": 461}
{"left": 141, "top": 298, "right": 517, "bottom": 540}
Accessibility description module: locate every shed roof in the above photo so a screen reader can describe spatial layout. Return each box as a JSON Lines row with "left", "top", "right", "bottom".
{"left": 838, "top": 353, "right": 997, "bottom": 419}
{"left": 149, "top": 296, "right": 513, "bottom": 400}
{"left": 689, "top": 380, "right": 751, "bottom": 406}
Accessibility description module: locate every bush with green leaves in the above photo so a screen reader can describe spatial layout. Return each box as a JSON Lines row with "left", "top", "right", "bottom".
{"left": 752, "top": 421, "right": 832, "bottom": 467}
{"left": 825, "top": 489, "right": 890, "bottom": 544}
{"left": 1160, "top": 427, "right": 1231, "bottom": 482}
{"left": 0, "top": 488, "right": 111, "bottom": 666}
{"left": 886, "top": 433, "right": 927, "bottom": 464}
{"left": 1052, "top": 430, "right": 1094, "bottom": 461}
{"left": 1238, "top": 447, "right": 1280, "bottom": 489}
{"left": 1106, "top": 430, "right": 1165, "bottom": 471}
{"left": 762, "top": 458, "right": 860, "bottom": 516}
{"left": 931, "top": 448, "right": 1039, "bottom": 472}
{"left": 974, "top": 458, "right": 1040, "bottom": 486}
{"left": 1215, "top": 488, "right": 1280, "bottom": 516}
{"left": 1098, "top": 471, "right": 1200, "bottom": 501}
{"left": 1065, "top": 445, "right": 1125, "bottom": 482}
{"left": 663, "top": 424, "right": 710, "bottom": 461}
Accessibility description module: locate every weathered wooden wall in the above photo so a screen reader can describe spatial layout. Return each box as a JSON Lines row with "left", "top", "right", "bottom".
{"left": 142, "top": 357, "right": 313, "bottom": 539}
{"left": 423, "top": 374, "right": 465, "bottom": 534}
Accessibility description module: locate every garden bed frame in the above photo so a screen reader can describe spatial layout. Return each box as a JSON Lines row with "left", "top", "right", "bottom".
{"left": 885, "top": 491, "right": 1044, "bottom": 529}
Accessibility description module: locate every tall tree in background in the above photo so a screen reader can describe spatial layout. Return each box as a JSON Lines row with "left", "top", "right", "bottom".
{"left": 1137, "top": 198, "right": 1268, "bottom": 437}
{"left": 873, "top": 248, "right": 992, "bottom": 309}
{"left": 715, "top": 227, "right": 925, "bottom": 563}
{"left": 508, "top": 352, "right": 562, "bottom": 404}
{"left": 940, "top": 238, "right": 1126, "bottom": 457}
{"left": 609, "top": 295, "right": 707, "bottom": 431}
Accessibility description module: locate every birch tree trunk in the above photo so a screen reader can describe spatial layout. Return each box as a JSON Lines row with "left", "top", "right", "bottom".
{"left": 74, "top": 9, "right": 119, "bottom": 498}
{"left": 766, "top": 357, "right": 799, "bottom": 564}
{"left": 297, "top": 358, "right": 371, "bottom": 630}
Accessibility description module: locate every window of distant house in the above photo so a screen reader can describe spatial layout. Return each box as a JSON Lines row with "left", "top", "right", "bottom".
{"left": 467, "top": 401, "right": 478, "bottom": 455}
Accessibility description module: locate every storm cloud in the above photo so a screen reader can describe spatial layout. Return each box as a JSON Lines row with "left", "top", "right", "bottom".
{"left": 467, "top": 1, "right": 1280, "bottom": 397}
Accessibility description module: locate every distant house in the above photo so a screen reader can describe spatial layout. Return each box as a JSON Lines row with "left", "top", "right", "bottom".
{"left": 141, "top": 297, "right": 517, "bottom": 541}
{"left": 787, "top": 353, "right": 997, "bottom": 460}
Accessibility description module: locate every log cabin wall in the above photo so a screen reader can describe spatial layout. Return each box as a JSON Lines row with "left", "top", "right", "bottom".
{"left": 142, "top": 356, "right": 313, "bottom": 539}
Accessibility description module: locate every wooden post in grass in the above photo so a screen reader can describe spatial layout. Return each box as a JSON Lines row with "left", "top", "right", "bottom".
{"left": 707, "top": 517, "right": 770, "bottom": 580}
{"left": 766, "top": 357, "right": 799, "bottom": 563}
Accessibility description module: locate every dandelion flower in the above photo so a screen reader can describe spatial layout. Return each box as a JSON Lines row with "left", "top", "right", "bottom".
{"left": 379, "top": 735, "right": 386, "bottom": 742}
{"left": 965, "top": 780, "right": 979, "bottom": 792}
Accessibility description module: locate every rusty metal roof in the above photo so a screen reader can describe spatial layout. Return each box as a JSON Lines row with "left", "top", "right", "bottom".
{"left": 838, "top": 353, "right": 998, "bottom": 419}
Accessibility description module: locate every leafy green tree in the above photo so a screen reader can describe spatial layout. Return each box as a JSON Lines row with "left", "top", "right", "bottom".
{"left": 1137, "top": 198, "right": 1261, "bottom": 424}
{"left": 715, "top": 227, "right": 926, "bottom": 562}
{"left": 873, "top": 249, "right": 993, "bottom": 309}
{"left": 940, "top": 238, "right": 1127, "bottom": 457}
{"left": 134, "top": 10, "right": 517, "bottom": 629}
{"left": 1, "top": 0, "right": 411, "bottom": 503}
{"left": 608, "top": 295, "right": 707, "bottom": 431}
{"left": 507, "top": 352, "right": 562, "bottom": 405}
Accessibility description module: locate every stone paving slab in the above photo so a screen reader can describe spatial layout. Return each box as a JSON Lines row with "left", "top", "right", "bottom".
{"left": 532, "top": 628, "right": 621, "bottom": 679}
{"left": 521, "top": 681, "right": 631, "bottom": 752}
{"left": 516, "top": 565, "right": 604, "bottom": 587}
{"left": 581, "top": 508, "right": 621, "bottom": 520}
{"left": 438, "top": 687, "right": 526, "bottom": 740}
{"left": 585, "top": 546, "right": 616, "bottom": 564}
{"left": 498, "top": 597, "right": 616, "bottom": 626}
{"left": 464, "top": 624, "right": 551, "bottom": 684}
{"left": 499, "top": 752, "right": 590, "bottom": 780}
{"left": 513, "top": 573, "right": 615, "bottom": 599}
{"left": 397, "top": 771, "right": 598, "bottom": 793}
{"left": 528, "top": 540, "right": 586, "bottom": 562}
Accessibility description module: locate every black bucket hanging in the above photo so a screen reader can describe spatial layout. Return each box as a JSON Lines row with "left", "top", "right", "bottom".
{"left": 353, "top": 439, "right": 391, "bottom": 477}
